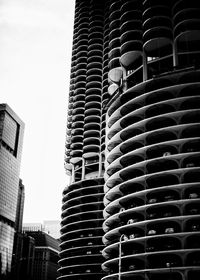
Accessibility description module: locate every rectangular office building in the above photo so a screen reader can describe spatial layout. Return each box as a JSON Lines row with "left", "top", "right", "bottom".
{"left": 0, "top": 103, "right": 24, "bottom": 277}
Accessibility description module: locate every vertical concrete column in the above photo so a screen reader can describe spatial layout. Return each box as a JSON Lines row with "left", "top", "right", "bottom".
{"left": 143, "top": 51, "right": 148, "bottom": 81}
{"left": 173, "top": 42, "right": 178, "bottom": 67}
{"left": 71, "top": 163, "right": 75, "bottom": 184}
{"left": 121, "top": 66, "right": 127, "bottom": 92}
{"left": 82, "top": 158, "right": 85, "bottom": 180}
{"left": 98, "top": 153, "right": 102, "bottom": 177}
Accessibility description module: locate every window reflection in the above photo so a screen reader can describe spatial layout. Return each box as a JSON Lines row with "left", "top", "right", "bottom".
{"left": 0, "top": 221, "right": 14, "bottom": 277}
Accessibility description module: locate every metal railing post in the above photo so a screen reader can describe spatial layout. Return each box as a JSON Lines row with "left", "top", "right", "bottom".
{"left": 119, "top": 234, "right": 125, "bottom": 280}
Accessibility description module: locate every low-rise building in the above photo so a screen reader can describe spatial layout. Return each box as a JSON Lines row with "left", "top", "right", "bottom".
{"left": 25, "top": 231, "right": 60, "bottom": 280}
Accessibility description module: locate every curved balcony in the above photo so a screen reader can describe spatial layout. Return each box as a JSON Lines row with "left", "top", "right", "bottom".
{"left": 84, "top": 107, "right": 101, "bottom": 117}
{"left": 109, "top": 29, "right": 120, "bottom": 43}
{"left": 87, "top": 61, "right": 102, "bottom": 71}
{"left": 88, "top": 42, "right": 103, "bottom": 52}
{"left": 86, "top": 81, "right": 102, "bottom": 91}
{"left": 85, "top": 95, "right": 101, "bottom": 103}
{"left": 83, "top": 130, "right": 100, "bottom": 139}
{"left": 108, "top": 59, "right": 122, "bottom": 84}
{"left": 85, "top": 101, "right": 101, "bottom": 111}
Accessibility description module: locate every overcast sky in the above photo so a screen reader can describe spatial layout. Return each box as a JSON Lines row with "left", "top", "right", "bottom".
{"left": 0, "top": 0, "right": 75, "bottom": 223}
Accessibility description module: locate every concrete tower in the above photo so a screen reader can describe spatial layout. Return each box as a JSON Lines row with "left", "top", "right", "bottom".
{"left": 60, "top": 1, "right": 200, "bottom": 280}
{"left": 59, "top": 1, "right": 108, "bottom": 280}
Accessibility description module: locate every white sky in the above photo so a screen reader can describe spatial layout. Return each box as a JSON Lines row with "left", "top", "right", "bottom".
{"left": 0, "top": 0, "right": 75, "bottom": 223}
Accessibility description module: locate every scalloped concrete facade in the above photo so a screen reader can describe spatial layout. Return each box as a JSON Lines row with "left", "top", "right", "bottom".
{"left": 60, "top": 0, "right": 200, "bottom": 280}
{"left": 103, "top": 1, "right": 200, "bottom": 280}
{"left": 59, "top": 1, "right": 108, "bottom": 279}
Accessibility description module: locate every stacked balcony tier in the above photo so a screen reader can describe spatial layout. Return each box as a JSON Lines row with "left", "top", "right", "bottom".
{"left": 58, "top": 178, "right": 106, "bottom": 280}
{"left": 173, "top": 0, "right": 200, "bottom": 67}
{"left": 143, "top": 0, "right": 173, "bottom": 57}
{"left": 108, "top": 0, "right": 122, "bottom": 84}
{"left": 83, "top": 2, "right": 104, "bottom": 160}
{"left": 120, "top": 0, "right": 143, "bottom": 71}
{"left": 64, "top": 0, "right": 89, "bottom": 173}
{"left": 102, "top": 69, "right": 200, "bottom": 280}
